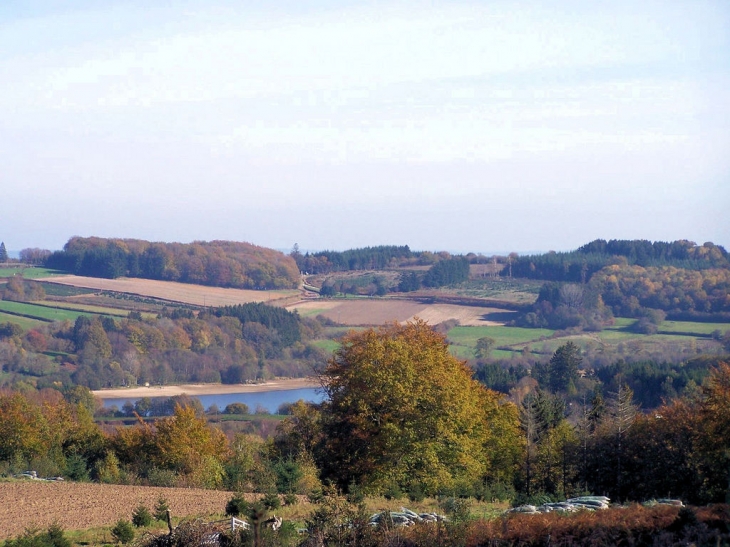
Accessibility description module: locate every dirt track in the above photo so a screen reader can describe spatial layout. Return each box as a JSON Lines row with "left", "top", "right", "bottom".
{"left": 0, "top": 481, "right": 240, "bottom": 539}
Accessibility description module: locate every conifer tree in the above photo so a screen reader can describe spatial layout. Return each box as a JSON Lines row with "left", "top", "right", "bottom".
{"left": 0, "top": 242, "right": 7, "bottom": 262}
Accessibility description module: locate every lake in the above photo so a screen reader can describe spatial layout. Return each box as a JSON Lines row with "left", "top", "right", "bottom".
{"left": 101, "top": 387, "right": 325, "bottom": 414}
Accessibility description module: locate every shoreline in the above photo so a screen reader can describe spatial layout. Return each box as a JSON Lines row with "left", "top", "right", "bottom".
{"left": 92, "top": 377, "right": 321, "bottom": 399}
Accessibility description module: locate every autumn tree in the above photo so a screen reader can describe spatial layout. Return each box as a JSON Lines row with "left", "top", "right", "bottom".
{"left": 318, "top": 319, "right": 521, "bottom": 496}
{"left": 475, "top": 337, "right": 496, "bottom": 360}
{"left": 697, "top": 362, "right": 730, "bottom": 503}
{"left": 153, "top": 404, "right": 229, "bottom": 488}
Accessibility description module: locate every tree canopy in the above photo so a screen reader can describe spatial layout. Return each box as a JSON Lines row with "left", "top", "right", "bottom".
{"left": 45, "top": 237, "right": 299, "bottom": 289}
{"left": 318, "top": 319, "right": 521, "bottom": 496}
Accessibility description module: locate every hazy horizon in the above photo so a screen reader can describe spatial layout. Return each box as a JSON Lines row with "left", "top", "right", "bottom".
{"left": 2, "top": 0, "right": 728, "bottom": 254}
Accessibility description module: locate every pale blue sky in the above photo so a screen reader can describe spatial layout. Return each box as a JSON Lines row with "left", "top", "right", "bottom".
{"left": 1, "top": 0, "right": 728, "bottom": 254}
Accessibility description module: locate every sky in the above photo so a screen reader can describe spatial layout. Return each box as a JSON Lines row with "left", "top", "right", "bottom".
{"left": 1, "top": 0, "right": 728, "bottom": 255}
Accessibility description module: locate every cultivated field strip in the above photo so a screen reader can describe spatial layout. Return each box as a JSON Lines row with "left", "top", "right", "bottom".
{"left": 0, "top": 481, "right": 239, "bottom": 538}
{"left": 288, "top": 299, "right": 510, "bottom": 326}
{"left": 38, "top": 276, "right": 298, "bottom": 307}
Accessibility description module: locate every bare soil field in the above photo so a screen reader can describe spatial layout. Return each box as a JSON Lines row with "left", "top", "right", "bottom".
{"left": 0, "top": 481, "right": 239, "bottom": 539}
{"left": 288, "top": 299, "right": 510, "bottom": 326}
{"left": 39, "top": 276, "right": 298, "bottom": 308}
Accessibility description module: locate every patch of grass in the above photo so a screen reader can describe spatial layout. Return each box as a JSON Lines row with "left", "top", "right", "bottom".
{"left": 0, "top": 311, "right": 44, "bottom": 330}
{"left": 0, "top": 300, "right": 93, "bottom": 322}
{"left": 32, "top": 301, "right": 130, "bottom": 317}
{"left": 658, "top": 320, "right": 730, "bottom": 335}
{"left": 0, "top": 267, "right": 68, "bottom": 279}
{"left": 311, "top": 339, "right": 340, "bottom": 353}
{"left": 448, "top": 325, "right": 555, "bottom": 347}
{"left": 38, "top": 282, "right": 96, "bottom": 297}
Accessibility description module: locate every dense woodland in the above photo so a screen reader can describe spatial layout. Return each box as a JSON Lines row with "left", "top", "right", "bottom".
{"left": 0, "top": 302, "right": 327, "bottom": 390}
{"left": 508, "top": 239, "right": 729, "bottom": 282}
{"left": 45, "top": 237, "right": 300, "bottom": 289}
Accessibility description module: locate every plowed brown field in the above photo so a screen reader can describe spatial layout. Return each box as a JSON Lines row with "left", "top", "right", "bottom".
{"left": 39, "top": 276, "right": 297, "bottom": 307}
{"left": 288, "top": 299, "right": 508, "bottom": 326}
{"left": 0, "top": 481, "right": 240, "bottom": 539}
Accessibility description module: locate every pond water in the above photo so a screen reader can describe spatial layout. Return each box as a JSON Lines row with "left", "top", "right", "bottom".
{"left": 101, "top": 387, "right": 325, "bottom": 414}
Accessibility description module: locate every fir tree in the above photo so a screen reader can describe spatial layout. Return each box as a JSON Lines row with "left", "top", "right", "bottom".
{"left": 0, "top": 242, "right": 7, "bottom": 262}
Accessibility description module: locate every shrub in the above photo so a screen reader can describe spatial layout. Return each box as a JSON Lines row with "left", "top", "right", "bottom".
{"left": 111, "top": 519, "right": 135, "bottom": 544}
{"left": 407, "top": 484, "right": 425, "bottom": 503}
{"left": 226, "top": 495, "right": 250, "bottom": 517}
{"left": 64, "top": 453, "right": 89, "bottom": 482}
{"left": 132, "top": 504, "right": 153, "bottom": 527}
{"left": 346, "top": 481, "right": 365, "bottom": 504}
{"left": 4, "top": 523, "right": 71, "bottom": 547}
{"left": 439, "top": 497, "right": 472, "bottom": 524}
{"left": 383, "top": 483, "right": 403, "bottom": 500}
{"left": 283, "top": 493, "right": 299, "bottom": 506}
{"left": 146, "top": 468, "right": 178, "bottom": 487}
{"left": 153, "top": 496, "right": 170, "bottom": 522}
{"left": 262, "top": 492, "right": 281, "bottom": 510}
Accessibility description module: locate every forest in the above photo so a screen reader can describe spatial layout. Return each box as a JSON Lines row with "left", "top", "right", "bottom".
{"left": 45, "top": 237, "right": 300, "bottom": 290}
{"left": 0, "top": 301, "right": 327, "bottom": 390}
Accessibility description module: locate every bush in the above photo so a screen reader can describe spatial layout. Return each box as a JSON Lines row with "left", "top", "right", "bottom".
{"left": 64, "top": 453, "right": 89, "bottom": 482}
{"left": 132, "top": 504, "right": 153, "bottom": 527}
{"left": 346, "top": 481, "right": 365, "bottom": 504}
{"left": 283, "top": 493, "right": 298, "bottom": 506}
{"left": 153, "top": 496, "right": 170, "bottom": 522}
{"left": 407, "top": 484, "right": 425, "bottom": 503}
{"left": 226, "top": 495, "right": 250, "bottom": 517}
{"left": 4, "top": 523, "right": 71, "bottom": 547}
{"left": 111, "top": 519, "right": 135, "bottom": 544}
{"left": 146, "top": 468, "right": 178, "bottom": 487}
{"left": 383, "top": 483, "right": 403, "bottom": 501}
{"left": 262, "top": 492, "right": 281, "bottom": 510}
{"left": 439, "top": 497, "right": 472, "bottom": 524}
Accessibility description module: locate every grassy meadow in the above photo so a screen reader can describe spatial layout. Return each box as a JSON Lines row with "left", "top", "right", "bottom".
{"left": 0, "top": 267, "right": 66, "bottom": 279}
{"left": 0, "top": 300, "right": 97, "bottom": 322}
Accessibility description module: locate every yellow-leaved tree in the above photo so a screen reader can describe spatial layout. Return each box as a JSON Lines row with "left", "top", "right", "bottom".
{"left": 319, "top": 319, "right": 522, "bottom": 496}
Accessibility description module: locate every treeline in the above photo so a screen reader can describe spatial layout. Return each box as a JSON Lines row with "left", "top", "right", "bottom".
{"left": 45, "top": 237, "right": 299, "bottom": 289}
{"left": 0, "top": 303, "right": 327, "bottom": 391}
{"left": 592, "top": 264, "right": 730, "bottom": 319}
{"left": 293, "top": 245, "right": 415, "bottom": 274}
{"left": 214, "top": 302, "right": 301, "bottom": 347}
{"left": 507, "top": 239, "right": 729, "bottom": 283}
{"left": 516, "top": 263, "right": 730, "bottom": 330}
{"left": 319, "top": 257, "right": 471, "bottom": 296}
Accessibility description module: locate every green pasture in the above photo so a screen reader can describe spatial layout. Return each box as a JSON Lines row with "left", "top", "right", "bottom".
{"left": 658, "top": 320, "right": 730, "bottom": 335}
{"left": 295, "top": 306, "right": 331, "bottom": 318}
{"left": 38, "top": 282, "right": 96, "bottom": 297}
{"left": 449, "top": 344, "right": 515, "bottom": 360}
{"left": 36, "top": 301, "right": 130, "bottom": 317}
{"left": 0, "top": 267, "right": 67, "bottom": 279}
{"left": 0, "top": 300, "right": 93, "bottom": 322}
{"left": 311, "top": 339, "right": 340, "bottom": 353}
{"left": 446, "top": 317, "right": 727, "bottom": 361}
{"left": 447, "top": 325, "right": 555, "bottom": 347}
{"left": 0, "top": 311, "right": 44, "bottom": 330}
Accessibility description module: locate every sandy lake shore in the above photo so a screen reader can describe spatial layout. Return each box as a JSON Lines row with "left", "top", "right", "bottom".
{"left": 92, "top": 377, "right": 321, "bottom": 399}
